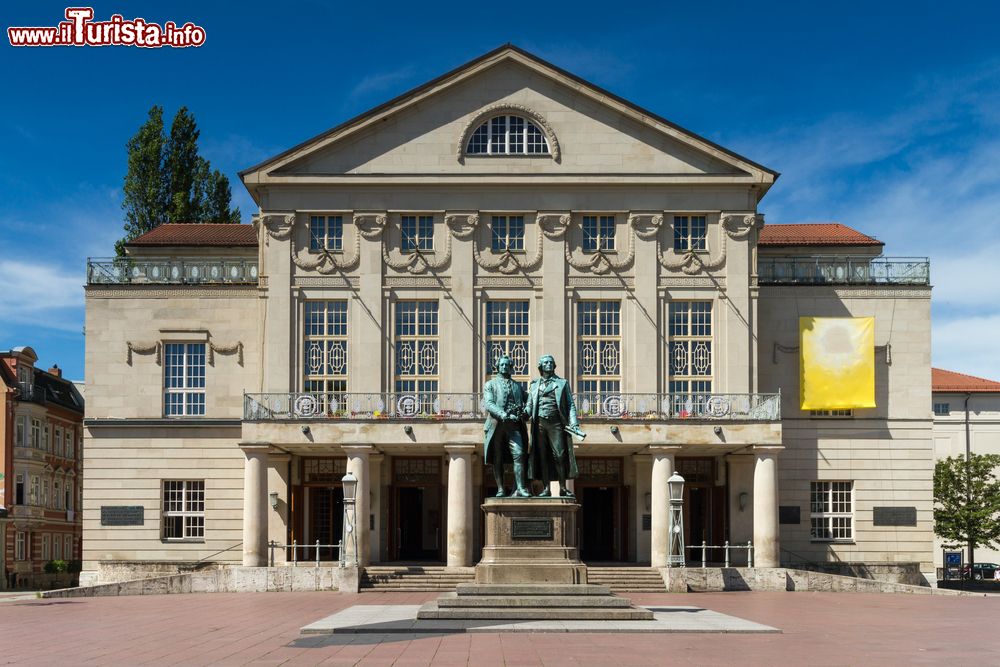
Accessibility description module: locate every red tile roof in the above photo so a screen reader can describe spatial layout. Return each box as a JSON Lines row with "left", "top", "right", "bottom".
{"left": 932, "top": 368, "right": 1000, "bottom": 393}
{"left": 127, "top": 223, "right": 258, "bottom": 247}
{"left": 759, "top": 223, "right": 883, "bottom": 247}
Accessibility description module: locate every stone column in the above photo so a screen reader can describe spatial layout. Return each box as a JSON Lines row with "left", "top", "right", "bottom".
{"left": 649, "top": 446, "right": 681, "bottom": 567}
{"left": 752, "top": 446, "right": 783, "bottom": 568}
{"left": 241, "top": 444, "right": 271, "bottom": 567}
{"left": 343, "top": 445, "right": 372, "bottom": 566}
{"left": 445, "top": 445, "right": 475, "bottom": 567}
{"left": 368, "top": 453, "right": 384, "bottom": 564}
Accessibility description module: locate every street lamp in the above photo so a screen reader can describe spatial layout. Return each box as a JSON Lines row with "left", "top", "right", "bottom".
{"left": 667, "top": 472, "right": 685, "bottom": 567}
{"left": 341, "top": 472, "right": 358, "bottom": 567}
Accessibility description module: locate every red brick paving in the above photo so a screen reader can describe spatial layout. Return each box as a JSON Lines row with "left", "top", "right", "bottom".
{"left": 1, "top": 590, "right": 997, "bottom": 665}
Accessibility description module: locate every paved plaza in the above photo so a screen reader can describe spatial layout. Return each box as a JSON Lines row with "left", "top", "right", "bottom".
{"left": 2, "top": 590, "right": 997, "bottom": 665}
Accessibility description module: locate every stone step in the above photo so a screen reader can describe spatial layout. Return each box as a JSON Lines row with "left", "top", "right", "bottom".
{"left": 437, "top": 593, "right": 631, "bottom": 608}
{"left": 456, "top": 583, "right": 612, "bottom": 596}
{"left": 416, "top": 602, "right": 654, "bottom": 621}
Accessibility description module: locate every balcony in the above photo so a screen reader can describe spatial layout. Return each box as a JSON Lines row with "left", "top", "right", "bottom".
{"left": 87, "top": 257, "right": 259, "bottom": 285}
{"left": 758, "top": 256, "right": 930, "bottom": 285}
{"left": 244, "top": 391, "right": 781, "bottom": 422}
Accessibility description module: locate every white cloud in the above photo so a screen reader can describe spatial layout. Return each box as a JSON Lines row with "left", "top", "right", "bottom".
{"left": 0, "top": 260, "right": 84, "bottom": 335}
{"left": 933, "top": 314, "right": 1000, "bottom": 381}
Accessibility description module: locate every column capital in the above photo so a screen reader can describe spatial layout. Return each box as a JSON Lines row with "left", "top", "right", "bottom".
{"left": 445, "top": 444, "right": 477, "bottom": 456}
{"left": 647, "top": 445, "right": 683, "bottom": 456}
{"left": 725, "top": 452, "right": 755, "bottom": 463}
{"left": 239, "top": 442, "right": 272, "bottom": 455}
{"left": 368, "top": 453, "right": 385, "bottom": 464}
{"left": 342, "top": 444, "right": 374, "bottom": 456}
{"left": 751, "top": 445, "right": 784, "bottom": 456}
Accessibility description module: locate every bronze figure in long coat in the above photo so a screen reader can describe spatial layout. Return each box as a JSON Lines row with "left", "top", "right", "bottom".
{"left": 524, "top": 354, "right": 581, "bottom": 496}
{"left": 482, "top": 355, "right": 531, "bottom": 497}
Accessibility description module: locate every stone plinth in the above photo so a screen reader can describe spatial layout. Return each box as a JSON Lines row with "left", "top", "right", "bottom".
{"left": 475, "top": 497, "right": 586, "bottom": 585}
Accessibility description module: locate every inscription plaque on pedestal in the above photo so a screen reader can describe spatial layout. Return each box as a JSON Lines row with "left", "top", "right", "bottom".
{"left": 512, "top": 517, "right": 553, "bottom": 540}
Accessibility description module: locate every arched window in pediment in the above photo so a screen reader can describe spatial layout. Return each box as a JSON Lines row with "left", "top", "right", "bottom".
{"left": 466, "top": 114, "right": 550, "bottom": 156}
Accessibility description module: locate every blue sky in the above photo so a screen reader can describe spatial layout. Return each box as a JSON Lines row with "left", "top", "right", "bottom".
{"left": 2, "top": 1, "right": 999, "bottom": 382}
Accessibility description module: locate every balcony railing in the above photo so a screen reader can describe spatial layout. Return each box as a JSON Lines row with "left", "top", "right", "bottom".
{"left": 758, "top": 256, "right": 929, "bottom": 285}
{"left": 243, "top": 391, "right": 781, "bottom": 422}
{"left": 87, "top": 257, "right": 259, "bottom": 285}
{"left": 17, "top": 381, "right": 45, "bottom": 404}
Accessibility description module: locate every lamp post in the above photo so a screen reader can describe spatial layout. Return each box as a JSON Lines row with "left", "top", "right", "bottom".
{"left": 340, "top": 472, "right": 358, "bottom": 567}
{"left": 667, "top": 472, "right": 685, "bottom": 567}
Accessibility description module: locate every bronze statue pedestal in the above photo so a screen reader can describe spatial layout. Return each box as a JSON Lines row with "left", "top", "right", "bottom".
{"left": 475, "top": 497, "right": 587, "bottom": 585}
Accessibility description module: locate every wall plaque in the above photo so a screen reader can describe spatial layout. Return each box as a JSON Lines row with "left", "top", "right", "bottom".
{"left": 101, "top": 505, "right": 145, "bottom": 526}
{"left": 511, "top": 517, "right": 553, "bottom": 540}
{"left": 779, "top": 506, "right": 801, "bottom": 525}
{"left": 873, "top": 506, "right": 917, "bottom": 527}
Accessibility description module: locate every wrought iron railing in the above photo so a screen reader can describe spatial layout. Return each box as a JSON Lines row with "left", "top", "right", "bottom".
{"left": 87, "top": 257, "right": 258, "bottom": 285}
{"left": 243, "top": 391, "right": 781, "bottom": 422}
{"left": 17, "top": 382, "right": 45, "bottom": 404}
{"left": 758, "top": 256, "right": 929, "bottom": 285}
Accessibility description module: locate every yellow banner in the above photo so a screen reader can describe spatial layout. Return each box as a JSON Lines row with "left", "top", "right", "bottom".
{"left": 800, "top": 317, "right": 875, "bottom": 409}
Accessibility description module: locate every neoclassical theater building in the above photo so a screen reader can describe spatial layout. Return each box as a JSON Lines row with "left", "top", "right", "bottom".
{"left": 82, "top": 46, "right": 934, "bottom": 584}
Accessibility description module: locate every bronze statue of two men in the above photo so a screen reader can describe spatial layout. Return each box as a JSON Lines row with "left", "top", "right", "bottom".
{"left": 482, "top": 354, "right": 583, "bottom": 498}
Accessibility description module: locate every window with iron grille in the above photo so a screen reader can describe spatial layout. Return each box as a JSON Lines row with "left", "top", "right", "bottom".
{"left": 810, "top": 481, "right": 853, "bottom": 541}
{"left": 673, "top": 215, "right": 708, "bottom": 252}
{"left": 466, "top": 115, "right": 550, "bottom": 155}
{"left": 668, "top": 301, "right": 713, "bottom": 414}
{"left": 577, "top": 301, "right": 621, "bottom": 395}
{"left": 401, "top": 215, "right": 434, "bottom": 251}
{"left": 162, "top": 480, "right": 205, "bottom": 540}
{"left": 309, "top": 215, "right": 344, "bottom": 251}
{"left": 582, "top": 215, "right": 616, "bottom": 252}
{"left": 485, "top": 301, "right": 530, "bottom": 388}
{"left": 304, "top": 301, "right": 348, "bottom": 404}
{"left": 164, "top": 343, "right": 206, "bottom": 416}
{"left": 394, "top": 301, "right": 439, "bottom": 396}
{"left": 491, "top": 215, "right": 525, "bottom": 251}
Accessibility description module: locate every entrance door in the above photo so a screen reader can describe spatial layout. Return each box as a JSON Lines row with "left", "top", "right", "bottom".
{"left": 398, "top": 487, "right": 425, "bottom": 560}
{"left": 581, "top": 487, "right": 615, "bottom": 561}
{"left": 308, "top": 486, "right": 344, "bottom": 561}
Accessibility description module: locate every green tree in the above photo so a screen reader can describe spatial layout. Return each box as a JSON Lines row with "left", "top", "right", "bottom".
{"left": 116, "top": 106, "right": 167, "bottom": 256}
{"left": 933, "top": 453, "right": 1000, "bottom": 572}
{"left": 164, "top": 106, "right": 201, "bottom": 223}
{"left": 116, "top": 106, "right": 241, "bottom": 254}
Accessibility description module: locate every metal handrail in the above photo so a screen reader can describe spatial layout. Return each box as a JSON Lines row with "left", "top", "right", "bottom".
{"left": 243, "top": 391, "right": 781, "bottom": 422}
{"left": 87, "top": 256, "right": 258, "bottom": 285}
{"left": 685, "top": 540, "right": 754, "bottom": 568}
{"left": 758, "top": 256, "right": 929, "bottom": 285}
{"left": 268, "top": 540, "right": 342, "bottom": 567}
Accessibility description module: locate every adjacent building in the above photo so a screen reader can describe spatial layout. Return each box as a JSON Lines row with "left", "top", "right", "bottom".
{"left": 931, "top": 367, "right": 1000, "bottom": 570}
{"left": 1, "top": 347, "right": 84, "bottom": 589}
{"left": 81, "top": 46, "right": 936, "bottom": 585}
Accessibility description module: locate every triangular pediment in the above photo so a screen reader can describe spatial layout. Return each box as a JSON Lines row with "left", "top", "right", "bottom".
{"left": 241, "top": 46, "right": 776, "bottom": 189}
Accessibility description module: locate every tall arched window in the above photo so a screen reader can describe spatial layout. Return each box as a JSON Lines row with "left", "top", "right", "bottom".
{"left": 466, "top": 115, "right": 549, "bottom": 155}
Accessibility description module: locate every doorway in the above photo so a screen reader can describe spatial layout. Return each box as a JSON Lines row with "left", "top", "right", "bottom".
{"left": 580, "top": 487, "right": 616, "bottom": 561}
{"left": 390, "top": 457, "right": 443, "bottom": 562}
{"left": 307, "top": 486, "right": 344, "bottom": 561}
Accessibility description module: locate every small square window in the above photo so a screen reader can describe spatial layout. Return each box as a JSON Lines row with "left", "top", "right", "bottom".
{"left": 401, "top": 215, "right": 434, "bottom": 252}
{"left": 933, "top": 402, "right": 950, "bottom": 416}
{"left": 582, "top": 215, "right": 615, "bottom": 252}
{"left": 491, "top": 215, "right": 525, "bottom": 251}
{"left": 674, "top": 215, "right": 708, "bottom": 251}
{"left": 309, "top": 215, "right": 343, "bottom": 252}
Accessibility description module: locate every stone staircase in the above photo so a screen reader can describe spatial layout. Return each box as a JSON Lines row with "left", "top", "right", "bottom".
{"left": 586, "top": 566, "right": 666, "bottom": 592}
{"left": 361, "top": 565, "right": 475, "bottom": 591}
{"left": 417, "top": 583, "right": 654, "bottom": 621}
